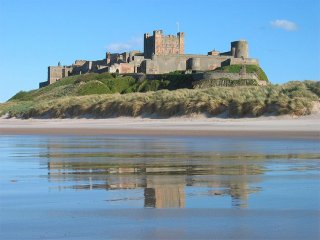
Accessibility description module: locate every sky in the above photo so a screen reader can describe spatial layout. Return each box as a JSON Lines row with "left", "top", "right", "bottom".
{"left": 0, "top": 0, "right": 319, "bottom": 102}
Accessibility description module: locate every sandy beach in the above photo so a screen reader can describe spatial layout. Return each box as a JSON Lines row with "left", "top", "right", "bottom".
{"left": 0, "top": 114, "right": 319, "bottom": 139}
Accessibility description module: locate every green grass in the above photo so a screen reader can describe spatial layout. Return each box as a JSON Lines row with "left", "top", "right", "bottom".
{"left": 77, "top": 81, "right": 111, "bottom": 95}
{"left": 9, "top": 72, "right": 196, "bottom": 102}
{"left": 1, "top": 80, "right": 318, "bottom": 118}
{"left": 9, "top": 91, "right": 35, "bottom": 101}
{"left": 194, "top": 78, "right": 260, "bottom": 88}
{"left": 0, "top": 101, "right": 34, "bottom": 118}
{"left": 214, "top": 64, "right": 269, "bottom": 81}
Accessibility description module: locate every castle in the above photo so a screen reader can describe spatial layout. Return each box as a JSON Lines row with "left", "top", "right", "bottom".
{"left": 40, "top": 30, "right": 260, "bottom": 87}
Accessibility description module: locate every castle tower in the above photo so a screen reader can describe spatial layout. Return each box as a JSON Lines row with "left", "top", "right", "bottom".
{"left": 178, "top": 32, "right": 184, "bottom": 54}
{"left": 154, "top": 30, "right": 163, "bottom": 56}
{"left": 143, "top": 30, "right": 184, "bottom": 59}
{"left": 231, "top": 40, "right": 248, "bottom": 58}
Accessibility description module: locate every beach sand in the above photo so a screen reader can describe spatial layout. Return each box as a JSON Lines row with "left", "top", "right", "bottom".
{"left": 1, "top": 115, "right": 319, "bottom": 240}
{"left": 0, "top": 114, "right": 319, "bottom": 139}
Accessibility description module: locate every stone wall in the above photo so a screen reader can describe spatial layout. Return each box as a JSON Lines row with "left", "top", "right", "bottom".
{"left": 203, "top": 71, "right": 260, "bottom": 81}
{"left": 122, "top": 72, "right": 267, "bottom": 87}
{"left": 193, "top": 71, "right": 267, "bottom": 87}
{"left": 145, "top": 55, "right": 186, "bottom": 74}
{"left": 155, "top": 34, "right": 182, "bottom": 55}
{"left": 48, "top": 66, "right": 63, "bottom": 84}
{"left": 47, "top": 65, "right": 73, "bottom": 84}
{"left": 74, "top": 60, "right": 86, "bottom": 66}
{"left": 62, "top": 66, "right": 73, "bottom": 78}
{"left": 142, "top": 54, "right": 237, "bottom": 74}
{"left": 222, "top": 58, "right": 259, "bottom": 66}
{"left": 178, "top": 32, "right": 184, "bottom": 55}
{"left": 109, "top": 63, "right": 135, "bottom": 74}
{"left": 39, "top": 81, "right": 49, "bottom": 88}
{"left": 187, "top": 55, "right": 231, "bottom": 71}
{"left": 119, "top": 63, "right": 135, "bottom": 74}
{"left": 71, "top": 59, "right": 107, "bottom": 75}
{"left": 91, "top": 60, "right": 107, "bottom": 72}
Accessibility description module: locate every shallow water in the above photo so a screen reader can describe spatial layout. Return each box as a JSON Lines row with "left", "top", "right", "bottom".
{"left": 0, "top": 135, "right": 319, "bottom": 239}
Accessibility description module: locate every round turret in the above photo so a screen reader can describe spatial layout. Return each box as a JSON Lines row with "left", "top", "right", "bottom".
{"left": 231, "top": 40, "right": 248, "bottom": 58}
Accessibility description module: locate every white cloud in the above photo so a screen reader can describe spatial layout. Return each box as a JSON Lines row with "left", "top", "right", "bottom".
{"left": 106, "top": 37, "right": 143, "bottom": 52}
{"left": 270, "top": 19, "right": 298, "bottom": 31}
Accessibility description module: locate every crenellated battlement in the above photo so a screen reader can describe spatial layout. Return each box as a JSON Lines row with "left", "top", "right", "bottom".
{"left": 144, "top": 30, "right": 184, "bottom": 59}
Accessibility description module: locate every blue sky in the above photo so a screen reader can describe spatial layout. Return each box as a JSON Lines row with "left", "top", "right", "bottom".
{"left": 0, "top": 0, "right": 319, "bottom": 102}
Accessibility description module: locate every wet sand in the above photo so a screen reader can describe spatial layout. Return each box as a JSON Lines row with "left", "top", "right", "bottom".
{"left": 1, "top": 133, "right": 319, "bottom": 239}
{"left": 0, "top": 116, "right": 319, "bottom": 139}
{"left": 2, "top": 208, "right": 318, "bottom": 240}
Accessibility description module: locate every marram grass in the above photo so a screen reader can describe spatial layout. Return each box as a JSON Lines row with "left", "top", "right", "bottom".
{"left": 1, "top": 80, "right": 319, "bottom": 118}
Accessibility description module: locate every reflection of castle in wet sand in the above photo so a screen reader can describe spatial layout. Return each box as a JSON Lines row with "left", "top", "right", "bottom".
{"left": 43, "top": 135, "right": 264, "bottom": 209}
{"left": 47, "top": 162, "right": 262, "bottom": 208}
{"left": 144, "top": 175, "right": 185, "bottom": 208}
{"left": 145, "top": 187, "right": 185, "bottom": 208}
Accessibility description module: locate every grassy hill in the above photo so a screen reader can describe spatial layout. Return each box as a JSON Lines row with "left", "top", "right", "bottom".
{"left": 1, "top": 71, "right": 318, "bottom": 118}
{"left": 1, "top": 66, "right": 319, "bottom": 118}
{"left": 9, "top": 72, "right": 195, "bottom": 102}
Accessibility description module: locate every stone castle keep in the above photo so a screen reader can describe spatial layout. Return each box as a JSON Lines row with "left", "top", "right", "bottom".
{"left": 40, "top": 30, "right": 259, "bottom": 87}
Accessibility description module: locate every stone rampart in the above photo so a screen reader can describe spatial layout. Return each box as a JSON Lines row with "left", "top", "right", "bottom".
{"left": 222, "top": 58, "right": 259, "bottom": 66}
{"left": 203, "top": 72, "right": 259, "bottom": 81}
{"left": 142, "top": 54, "right": 258, "bottom": 74}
